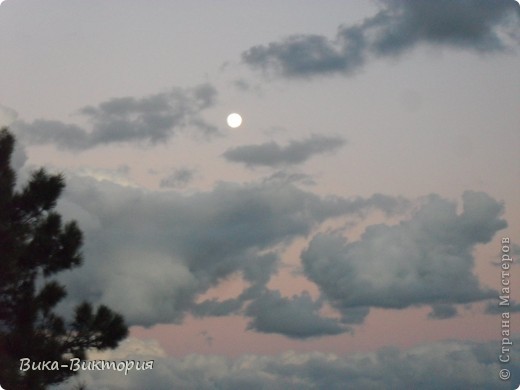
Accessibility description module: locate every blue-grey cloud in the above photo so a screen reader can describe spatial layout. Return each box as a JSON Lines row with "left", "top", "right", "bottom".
{"left": 242, "top": 0, "right": 519, "bottom": 78}
{"left": 302, "top": 191, "right": 507, "bottom": 323}
{"left": 223, "top": 135, "right": 346, "bottom": 167}
{"left": 485, "top": 301, "right": 520, "bottom": 314}
{"left": 191, "top": 298, "right": 244, "bottom": 318}
{"left": 13, "top": 84, "right": 218, "bottom": 150}
{"left": 53, "top": 169, "right": 505, "bottom": 337}
{"left": 56, "top": 175, "right": 409, "bottom": 331}
{"left": 245, "top": 289, "right": 347, "bottom": 338}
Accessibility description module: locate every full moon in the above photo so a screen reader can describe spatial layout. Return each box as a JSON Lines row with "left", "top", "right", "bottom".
{"left": 227, "top": 113, "right": 242, "bottom": 128}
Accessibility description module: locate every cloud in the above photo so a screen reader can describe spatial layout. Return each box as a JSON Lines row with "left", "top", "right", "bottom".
{"left": 52, "top": 338, "right": 519, "bottom": 389}
{"left": 53, "top": 172, "right": 503, "bottom": 337}
{"left": 242, "top": 33, "right": 364, "bottom": 78}
{"left": 88, "top": 337, "right": 167, "bottom": 361}
{"left": 13, "top": 84, "right": 218, "bottom": 150}
{"left": 223, "top": 135, "right": 346, "bottom": 167}
{"left": 10, "top": 136, "right": 27, "bottom": 172}
{"left": 301, "top": 191, "right": 507, "bottom": 323}
{"left": 245, "top": 289, "right": 347, "bottom": 338}
{"left": 159, "top": 168, "right": 195, "bottom": 189}
{"left": 0, "top": 105, "right": 18, "bottom": 127}
{"left": 428, "top": 304, "right": 458, "bottom": 319}
{"left": 263, "top": 171, "right": 316, "bottom": 186}
{"left": 370, "top": 0, "right": 520, "bottom": 54}
{"left": 191, "top": 298, "right": 243, "bottom": 318}
{"left": 485, "top": 301, "right": 520, "bottom": 314}
{"left": 74, "top": 166, "right": 135, "bottom": 188}
{"left": 55, "top": 175, "right": 409, "bottom": 331}
{"left": 242, "top": 0, "right": 519, "bottom": 78}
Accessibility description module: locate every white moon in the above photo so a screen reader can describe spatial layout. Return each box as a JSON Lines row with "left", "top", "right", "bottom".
{"left": 227, "top": 113, "right": 242, "bottom": 128}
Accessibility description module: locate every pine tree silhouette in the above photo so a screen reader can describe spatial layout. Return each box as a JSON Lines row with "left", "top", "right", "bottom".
{"left": 0, "top": 128, "right": 128, "bottom": 389}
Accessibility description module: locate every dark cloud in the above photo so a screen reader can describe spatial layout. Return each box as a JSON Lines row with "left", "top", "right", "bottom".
{"left": 513, "top": 243, "right": 520, "bottom": 257}
{"left": 245, "top": 289, "right": 347, "bottom": 338}
{"left": 191, "top": 298, "right": 243, "bottom": 318}
{"left": 13, "top": 84, "right": 218, "bottom": 150}
{"left": 372, "top": 0, "right": 519, "bottom": 55}
{"left": 159, "top": 168, "right": 195, "bottom": 189}
{"left": 301, "top": 191, "right": 506, "bottom": 323}
{"left": 243, "top": 33, "right": 364, "bottom": 78}
{"left": 242, "top": 0, "right": 519, "bottom": 78}
{"left": 53, "top": 338, "right": 519, "bottom": 389}
{"left": 223, "top": 135, "right": 346, "bottom": 167}
{"left": 56, "top": 176, "right": 408, "bottom": 329}
{"left": 53, "top": 171, "right": 502, "bottom": 337}
{"left": 485, "top": 301, "right": 520, "bottom": 314}
{"left": 14, "top": 120, "right": 90, "bottom": 149}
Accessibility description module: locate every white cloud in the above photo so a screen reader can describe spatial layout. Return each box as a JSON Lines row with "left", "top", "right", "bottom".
{"left": 52, "top": 338, "right": 519, "bottom": 390}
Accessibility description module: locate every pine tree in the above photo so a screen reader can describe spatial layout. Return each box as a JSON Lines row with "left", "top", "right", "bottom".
{"left": 0, "top": 128, "right": 128, "bottom": 389}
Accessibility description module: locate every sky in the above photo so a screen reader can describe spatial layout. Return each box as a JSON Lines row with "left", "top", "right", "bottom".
{"left": 1, "top": 0, "right": 520, "bottom": 388}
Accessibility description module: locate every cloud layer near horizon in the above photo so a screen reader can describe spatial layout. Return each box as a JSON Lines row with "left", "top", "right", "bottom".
{"left": 51, "top": 337, "right": 519, "bottom": 390}
{"left": 242, "top": 0, "right": 520, "bottom": 78}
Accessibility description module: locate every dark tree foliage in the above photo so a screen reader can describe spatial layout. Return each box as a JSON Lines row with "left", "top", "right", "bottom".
{"left": 0, "top": 128, "right": 128, "bottom": 389}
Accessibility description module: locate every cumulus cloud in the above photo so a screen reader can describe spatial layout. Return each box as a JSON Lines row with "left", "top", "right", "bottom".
{"left": 13, "top": 84, "right": 218, "bottom": 150}
{"left": 245, "top": 289, "right": 347, "bottom": 338}
{"left": 242, "top": 0, "right": 520, "bottom": 78}
{"left": 52, "top": 338, "right": 519, "bottom": 389}
{"left": 223, "top": 135, "right": 346, "bottom": 167}
{"left": 55, "top": 175, "right": 409, "bottom": 332}
{"left": 301, "top": 191, "right": 507, "bottom": 324}
{"left": 53, "top": 170, "right": 504, "bottom": 337}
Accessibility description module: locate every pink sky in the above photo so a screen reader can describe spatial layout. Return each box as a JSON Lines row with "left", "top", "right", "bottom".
{"left": 1, "top": 1, "right": 519, "bottom": 388}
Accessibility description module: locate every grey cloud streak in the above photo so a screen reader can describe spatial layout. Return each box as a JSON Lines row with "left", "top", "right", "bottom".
{"left": 223, "top": 135, "right": 346, "bottom": 167}
{"left": 242, "top": 0, "right": 519, "bottom": 78}
{"left": 14, "top": 84, "right": 218, "bottom": 150}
